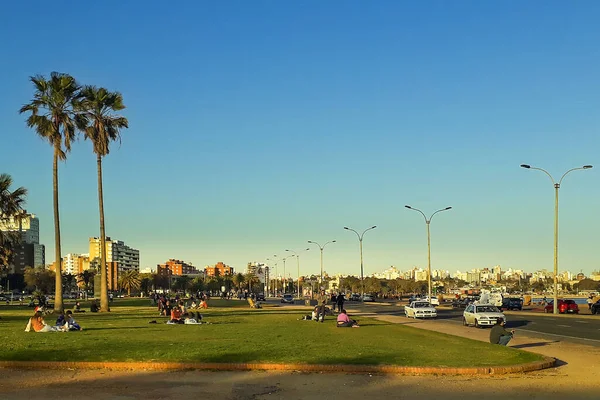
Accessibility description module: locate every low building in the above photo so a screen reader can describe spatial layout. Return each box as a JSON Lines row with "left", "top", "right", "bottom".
{"left": 157, "top": 259, "right": 199, "bottom": 276}
{"left": 204, "top": 261, "right": 234, "bottom": 277}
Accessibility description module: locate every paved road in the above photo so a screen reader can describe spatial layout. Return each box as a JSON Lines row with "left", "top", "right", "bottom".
{"left": 351, "top": 302, "right": 600, "bottom": 346}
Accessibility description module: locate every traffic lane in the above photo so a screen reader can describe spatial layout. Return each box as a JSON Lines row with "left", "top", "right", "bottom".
{"left": 435, "top": 308, "right": 600, "bottom": 346}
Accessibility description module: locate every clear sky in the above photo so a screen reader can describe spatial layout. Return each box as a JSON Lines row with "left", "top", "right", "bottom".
{"left": 2, "top": 1, "right": 600, "bottom": 278}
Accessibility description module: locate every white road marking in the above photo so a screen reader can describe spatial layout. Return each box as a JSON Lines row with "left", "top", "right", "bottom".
{"left": 575, "top": 321, "right": 589, "bottom": 324}
{"left": 557, "top": 324, "right": 571, "bottom": 328}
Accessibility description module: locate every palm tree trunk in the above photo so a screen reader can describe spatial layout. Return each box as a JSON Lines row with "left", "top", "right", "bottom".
{"left": 53, "top": 149, "right": 64, "bottom": 312}
{"left": 97, "top": 154, "right": 110, "bottom": 312}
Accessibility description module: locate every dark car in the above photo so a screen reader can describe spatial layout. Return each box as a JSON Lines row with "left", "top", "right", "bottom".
{"left": 452, "top": 296, "right": 479, "bottom": 309}
{"left": 501, "top": 297, "right": 523, "bottom": 311}
{"left": 256, "top": 293, "right": 266, "bottom": 301}
{"left": 281, "top": 294, "right": 294, "bottom": 304}
{"left": 544, "top": 299, "right": 579, "bottom": 314}
{"left": 591, "top": 300, "right": 600, "bottom": 315}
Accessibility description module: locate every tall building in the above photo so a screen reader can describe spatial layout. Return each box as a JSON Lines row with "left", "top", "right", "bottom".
{"left": 157, "top": 259, "right": 200, "bottom": 276}
{"left": 89, "top": 237, "right": 140, "bottom": 274}
{"left": 0, "top": 211, "right": 45, "bottom": 271}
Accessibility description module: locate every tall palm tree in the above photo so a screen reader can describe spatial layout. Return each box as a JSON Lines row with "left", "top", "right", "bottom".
{"left": 118, "top": 270, "right": 141, "bottom": 296}
{"left": 0, "top": 174, "right": 27, "bottom": 271}
{"left": 19, "top": 72, "right": 81, "bottom": 312}
{"left": 78, "top": 86, "right": 128, "bottom": 312}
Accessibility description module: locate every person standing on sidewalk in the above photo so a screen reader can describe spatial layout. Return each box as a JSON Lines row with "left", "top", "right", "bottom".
{"left": 490, "top": 318, "right": 514, "bottom": 346}
{"left": 587, "top": 296, "right": 594, "bottom": 311}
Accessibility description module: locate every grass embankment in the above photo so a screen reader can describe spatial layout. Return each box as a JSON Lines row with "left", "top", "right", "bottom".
{"left": 0, "top": 299, "right": 542, "bottom": 367}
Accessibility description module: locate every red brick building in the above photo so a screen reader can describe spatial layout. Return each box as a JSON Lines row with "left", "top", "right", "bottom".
{"left": 157, "top": 259, "right": 199, "bottom": 276}
{"left": 204, "top": 261, "right": 234, "bottom": 277}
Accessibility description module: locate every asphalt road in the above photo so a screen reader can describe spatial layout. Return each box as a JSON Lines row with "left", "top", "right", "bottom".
{"left": 352, "top": 302, "right": 600, "bottom": 347}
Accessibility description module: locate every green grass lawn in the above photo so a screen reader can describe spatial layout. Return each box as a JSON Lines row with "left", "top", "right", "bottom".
{"left": 0, "top": 300, "right": 543, "bottom": 367}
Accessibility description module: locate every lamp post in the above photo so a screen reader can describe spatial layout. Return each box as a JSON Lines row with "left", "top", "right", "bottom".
{"left": 281, "top": 255, "right": 295, "bottom": 294}
{"left": 286, "top": 248, "right": 310, "bottom": 298}
{"left": 344, "top": 226, "right": 377, "bottom": 298}
{"left": 307, "top": 240, "right": 336, "bottom": 288}
{"left": 266, "top": 255, "right": 278, "bottom": 297}
{"left": 520, "top": 163, "right": 593, "bottom": 314}
{"left": 405, "top": 206, "right": 451, "bottom": 305}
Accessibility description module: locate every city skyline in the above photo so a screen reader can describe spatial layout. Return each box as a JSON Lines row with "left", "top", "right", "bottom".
{"left": 3, "top": 2, "right": 600, "bottom": 277}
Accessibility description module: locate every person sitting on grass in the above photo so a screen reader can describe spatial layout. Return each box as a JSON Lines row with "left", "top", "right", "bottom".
{"left": 336, "top": 309, "right": 359, "bottom": 328}
{"left": 25, "top": 311, "right": 67, "bottom": 332}
{"left": 182, "top": 312, "right": 202, "bottom": 324}
{"left": 55, "top": 312, "right": 66, "bottom": 327}
{"left": 199, "top": 299, "right": 208, "bottom": 309}
{"left": 90, "top": 300, "right": 99, "bottom": 313}
{"left": 489, "top": 318, "right": 514, "bottom": 346}
{"left": 65, "top": 310, "right": 83, "bottom": 331}
{"left": 168, "top": 305, "right": 184, "bottom": 324}
{"left": 74, "top": 301, "right": 85, "bottom": 313}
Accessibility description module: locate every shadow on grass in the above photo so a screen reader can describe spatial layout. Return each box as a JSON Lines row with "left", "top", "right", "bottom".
{"left": 511, "top": 341, "right": 560, "bottom": 349}
{"left": 84, "top": 326, "right": 149, "bottom": 331}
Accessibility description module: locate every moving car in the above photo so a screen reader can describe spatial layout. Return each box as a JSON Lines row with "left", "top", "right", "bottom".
{"left": 362, "top": 294, "right": 375, "bottom": 302}
{"left": 256, "top": 293, "right": 266, "bottom": 301}
{"left": 452, "top": 295, "right": 479, "bottom": 309}
{"left": 422, "top": 296, "right": 439, "bottom": 306}
{"left": 281, "top": 294, "right": 294, "bottom": 304}
{"left": 501, "top": 297, "right": 523, "bottom": 311}
{"left": 544, "top": 299, "right": 579, "bottom": 314}
{"left": 404, "top": 301, "right": 437, "bottom": 319}
{"left": 349, "top": 293, "right": 361, "bottom": 301}
{"left": 463, "top": 304, "right": 505, "bottom": 328}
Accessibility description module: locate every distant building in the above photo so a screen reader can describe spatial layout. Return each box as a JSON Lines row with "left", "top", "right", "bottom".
{"left": 204, "top": 261, "right": 234, "bottom": 277}
{"left": 0, "top": 211, "right": 46, "bottom": 272}
{"left": 89, "top": 237, "right": 140, "bottom": 274}
{"left": 157, "top": 259, "right": 200, "bottom": 276}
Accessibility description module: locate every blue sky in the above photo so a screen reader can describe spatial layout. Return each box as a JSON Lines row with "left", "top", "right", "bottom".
{"left": 2, "top": 1, "right": 600, "bottom": 277}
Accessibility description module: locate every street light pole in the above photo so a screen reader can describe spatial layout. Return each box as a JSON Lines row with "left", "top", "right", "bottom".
{"left": 307, "top": 240, "right": 336, "bottom": 288}
{"left": 286, "top": 248, "right": 310, "bottom": 299}
{"left": 405, "top": 206, "right": 451, "bottom": 305}
{"left": 282, "top": 255, "right": 295, "bottom": 294}
{"left": 266, "top": 255, "right": 278, "bottom": 297}
{"left": 520, "top": 164, "right": 593, "bottom": 315}
{"left": 344, "top": 226, "right": 377, "bottom": 298}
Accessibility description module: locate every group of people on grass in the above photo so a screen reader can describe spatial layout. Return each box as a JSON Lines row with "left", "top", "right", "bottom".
{"left": 301, "top": 298, "right": 359, "bottom": 328}
{"left": 165, "top": 301, "right": 207, "bottom": 325}
{"left": 25, "top": 308, "right": 83, "bottom": 333}
{"left": 157, "top": 294, "right": 208, "bottom": 317}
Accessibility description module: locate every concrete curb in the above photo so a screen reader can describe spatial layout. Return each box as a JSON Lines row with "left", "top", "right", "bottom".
{"left": 0, "top": 357, "right": 556, "bottom": 375}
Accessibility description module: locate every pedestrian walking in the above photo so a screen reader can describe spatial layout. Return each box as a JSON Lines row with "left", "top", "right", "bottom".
{"left": 336, "top": 293, "right": 345, "bottom": 313}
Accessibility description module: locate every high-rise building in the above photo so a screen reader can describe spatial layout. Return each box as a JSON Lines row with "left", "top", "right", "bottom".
{"left": 89, "top": 237, "right": 140, "bottom": 274}
{"left": 0, "top": 211, "right": 46, "bottom": 271}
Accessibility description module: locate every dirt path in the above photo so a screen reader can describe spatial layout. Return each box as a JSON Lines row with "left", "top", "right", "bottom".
{"left": 1, "top": 310, "right": 599, "bottom": 400}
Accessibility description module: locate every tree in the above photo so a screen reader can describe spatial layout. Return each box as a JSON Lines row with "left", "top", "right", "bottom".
{"left": 0, "top": 174, "right": 27, "bottom": 271}
{"left": 118, "top": 270, "right": 141, "bottom": 296}
{"left": 76, "top": 270, "right": 96, "bottom": 297}
{"left": 24, "top": 267, "right": 55, "bottom": 294}
{"left": 233, "top": 273, "right": 244, "bottom": 290}
{"left": 78, "top": 86, "right": 128, "bottom": 312}
{"left": 20, "top": 72, "right": 82, "bottom": 312}
{"left": 174, "top": 275, "right": 192, "bottom": 294}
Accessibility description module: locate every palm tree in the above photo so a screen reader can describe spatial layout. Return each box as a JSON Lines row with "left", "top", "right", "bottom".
{"left": 0, "top": 174, "right": 27, "bottom": 271}
{"left": 118, "top": 270, "right": 141, "bottom": 296}
{"left": 19, "top": 72, "right": 81, "bottom": 312}
{"left": 76, "top": 270, "right": 95, "bottom": 298}
{"left": 77, "top": 86, "right": 128, "bottom": 312}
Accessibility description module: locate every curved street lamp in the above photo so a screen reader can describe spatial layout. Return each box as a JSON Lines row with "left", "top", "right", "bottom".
{"left": 520, "top": 163, "right": 593, "bottom": 314}
{"left": 344, "top": 226, "right": 377, "bottom": 298}
{"left": 307, "top": 240, "right": 336, "bottom": 287}
{"left": 405, "top": 206, "right": 451, "bottom": 305}
{"left": 266, "top": 255, "right": 278, "bottom": 297}
{"left": 286, "top": 248, "right": 310, "bottom": 299}
{"left": 281, "top": 255, "right": 295, "bottom": 294}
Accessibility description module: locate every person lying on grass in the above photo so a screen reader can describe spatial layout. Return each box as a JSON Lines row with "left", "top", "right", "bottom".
{"left": 336, "top": 309, "right": 359, "bottom": 328}
{"left": 25, "top": 311, "right": 68, "bottom": 332}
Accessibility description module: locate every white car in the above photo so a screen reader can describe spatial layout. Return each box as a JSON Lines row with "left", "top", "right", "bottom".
{"left": 405, "top": 301, "right": 437, "bottom": 319}
{"left": 463, "top": 304, "right": 506, "bottom": 328}
{"left": 422, "top": 296, "right": 440, "bottom": 306}
{"left": 362, "top": 294, "right": 375, "bottom": 302}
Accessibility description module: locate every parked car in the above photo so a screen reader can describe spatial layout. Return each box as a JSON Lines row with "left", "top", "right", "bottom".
{"left": 544, "top": 300, "right": 579, "bottom": 314}
{"left": 452, "top": 296, "right": 479, "bottom": 309}
{"left": 501, "top": 297, "right": 523, "bottom": 311}
{"left": 463, "top": 304, "right": 506, "bottom": 328}
{"left": 350, "top": 293, "right": 361, "bottom": 301}
{"left": 591, "top": 300, "right": 600, "bottom": 315}
{"left": 256, "top": 293, "right": 266, "bottom": 301}
{"left": 362, "top": 294, "right": 375, "bottom": 302}
{"left": 281, "top": 294, "right": 294, "bottom": 304}
{"left": 404, "top": 301, "right": 437, "bottom": 319}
